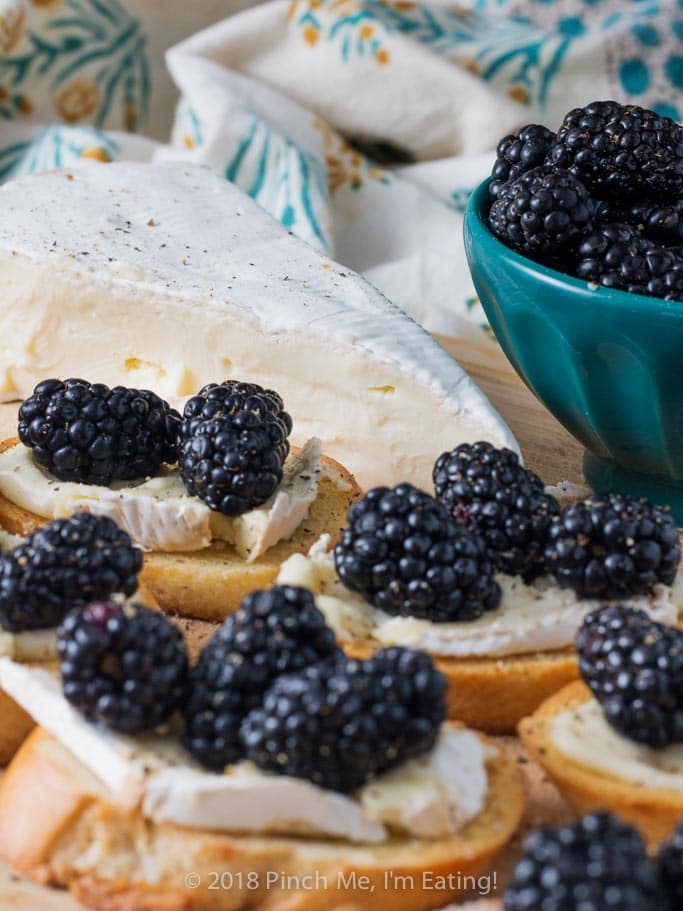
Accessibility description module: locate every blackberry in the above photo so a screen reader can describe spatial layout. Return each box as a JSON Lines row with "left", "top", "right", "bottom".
{"left": 0, "top": 513, "right": 142, "bottom": 631}
{"left": 575, "top": 222, "right": 683, "bottom": 301}
{"left": 179, "top": 381, "right": 292, "bottom": 516}
{"left": 58, "top": 600, "right": 188, "bottom": 733}
{"left": 18, "top": 378, "right": 180, "bottom": 485}
{"left": 596, "top": 199, "right": 683, "bottom": 246}
{"left": 241, "top": 647, "right": 446, "bottom": 793}
{"left": 488, "top": 166, "right": 593, "bottom": 262}
{"left": 433, "top": 442, "right": 559, "bottom": 579}
{"left": 544, "top": 494, "right": 680, "bottom": 600}
{"left": 490, "top": 123, "right": 555, "bottom": 199}
{"left": 576, "top": 606, "right": 683, "bottom": 748}
{"left": 548, "top": 100, "right": 683, "bottom": 200}
{"left": 182, "top": 586, "right": 340, "bottom": 770}
{"left": 659, "top": 821, "right": 683, "bottom": 911}
{"left": 334, "top": 483, "right": 501, "bottom": 622}
{"left": 503, "top": 812, "right": 659, "bottom": 911}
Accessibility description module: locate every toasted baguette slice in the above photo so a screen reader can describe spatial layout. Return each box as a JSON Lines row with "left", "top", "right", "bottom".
{"left": 0, "top": 583, "right": 159, "bottom": 767}
{"left": 0, "top": 689, "right": 33, "bottom": 767}
{"left": 519, "top": 680, "right": 683, "bottom": 846}
{"left": 0, "top": 439, "right": 361, "bottom": 622}
{"left": 345, "top": 643, "right": 579, "bottom": 736}
{"left": 0, "top": 727, "right": 524, "bottom": 911}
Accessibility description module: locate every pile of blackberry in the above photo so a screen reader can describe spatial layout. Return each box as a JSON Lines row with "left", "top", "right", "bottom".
{"left": 544, "top": 493, "right": 680, "bottom": 600}
{"left": 183, "top": 584, "right": 446, "bottom": 783}
{"left": 576, "top": 606, "right": 683, "bottom": 748}
{"left": 0, "top": 513, "right": 142, "bottom": 631}
{"left": 503, "top": 812, "right": 660, "bottom": 911}
{"left": 433, "top": 441, "right": 558, "bottom": 580}
{"left": 58, "top": 600, "right": 188, "bottom": 733}
{"left": 334, "top": 482, "right": 501, "bottom": 622}
{"left": 178, "top": 381, "right": 292, "bottom": 516}
{"left": 241, "top": 647, "right": 446, "bottom": 792}
{"left": 18, "top": 378, "right": 180, "bottom": 485}
{"left": 660, "top": 821, "right": 683, "bottom": 911}
{"left": 182, "top": 586, "right": 340, "bottom": 769}
{"left": 488, "top": 100, "right": 683, "bottom": 301}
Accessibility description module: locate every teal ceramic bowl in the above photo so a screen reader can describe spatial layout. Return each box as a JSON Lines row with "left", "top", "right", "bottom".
{"left": 464, "top": 178, "right": 683, "bottom": 521}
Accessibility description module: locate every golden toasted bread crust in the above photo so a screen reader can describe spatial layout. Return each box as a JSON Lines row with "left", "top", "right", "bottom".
{"left": 519, "top": 680, "right": 683, "bottom": 846}
{"left": 0, "top": 728, "right": 524, "bottom": 911}
{"left": 346, "top": 643, "right": 579, "bottom": 735}
{"left": 0, "top": 689, "right": 33, "bottom": 767}
{"left": 0, "top": 439, "right": 362, "bottom": 621}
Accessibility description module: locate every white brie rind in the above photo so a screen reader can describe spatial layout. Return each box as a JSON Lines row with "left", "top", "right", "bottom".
{"left": 0, "top": 439, "right": 322, "bottom": 557}
{"left": 552, "top": 699, "right": 683, "bottom": 791}
{"left": 0, "top": 627, "right": 57, "bottom": 663}
{"left": 277, "top": 539, "right": 682, "bottom": 659}
{"left": 0, "top": 659, "right": 491, "bottom": 843}
{"left": 0, "top": 590, "right": 152, "bottom": 665}
{"left": 0, "top": 163, "right": 517, "bottom": 493}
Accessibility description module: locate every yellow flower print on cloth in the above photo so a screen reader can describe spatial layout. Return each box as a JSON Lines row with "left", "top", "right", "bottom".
{"left": 0, "top": 0, "right": 25, "bottom": 55}
{"left": 0, "top": 0, "right": 149, "bottom": 129}
{"left": 288, "top": 0, "right": 391, "bottom": 64}
{"left": 313, "top": 117, "right": 390, "bottom": 193}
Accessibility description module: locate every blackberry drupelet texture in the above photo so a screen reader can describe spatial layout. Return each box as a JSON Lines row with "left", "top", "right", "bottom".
{"left": 503, "top": 813, "right": 659, "bottom": 911}
{"left": 0, "top": 513, "right": 142, "bottom": 631}
{"left": 595, "top": 199, "right": 683, "bottom": 246}
{"left": 179, "top": 381, "right": 292, "bottom": 516}
{"left": 575, "top": 222, "right": 683, "bottom": 301}
{"left": 433, "top": 441, "right": 559, "bottom": 579}
{"left": 58, "top": 600, "right": 188, "bottom": 733}
{"left": 18, "top": 378, "right": 180, "bottom": 485}
{"left": 240, "top": 647, "right": 446, "bottom": 793}
{"left": 488, "top": 165, "right": 593, "bottom": 261}
{"left": 659, "top": 821, "right": 683, "bottom": 911}
{"left": 334, "top": 483, "right": 501, "bottom": 622}
{"left": 183, "top": 586, "right": 340, "bottom": 770}
{"left": 576, "top": 606, "right": 683, "bottom": 748}
{"left": 544, "top": 494, "right": 680, "bottom": 600}
{"left": 548, "top": 100, "right": 683, "bottom": 200}
{"left": 489, "top": 124, "right": 555, "bottom": 199}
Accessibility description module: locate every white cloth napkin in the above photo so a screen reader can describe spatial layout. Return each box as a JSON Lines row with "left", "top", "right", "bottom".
{"left": 1, "top": 0, "right": 680, "bottom": 341}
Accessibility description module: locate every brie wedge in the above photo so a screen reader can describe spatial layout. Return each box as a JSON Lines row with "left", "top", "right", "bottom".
{"left": 0, "top": 659, "right": 490, "bottom": 843}
{"left": 0, "top": 163, "right": 516, "bottom": 491}
{"left": 0, "top": 439, "right": 322, "bottom": 557}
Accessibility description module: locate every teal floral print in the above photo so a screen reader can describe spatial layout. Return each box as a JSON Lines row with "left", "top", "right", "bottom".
{"left": 450, "top": 186, "right": 474, "bottom": 213}
{"left": 175, "top": 99, "right": 204, "bottom": 149}
{"left": 0, "top": 0, "right": 150, "bottom": 130}
{"left": 0, "top": 125, "right": 119, "bottom": 182}
{"left": 288, "top": 0, "right": 683, "bottom": 114}
{"left": 225, "top": 117, "right": 332, "bottom": 252}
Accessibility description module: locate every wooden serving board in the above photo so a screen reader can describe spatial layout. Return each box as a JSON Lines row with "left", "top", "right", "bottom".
{"left": 438, "top": 336, "right": 585, "bottom": 489}
{"left": 0, "top": 340, "right": 584, "bottom": 911}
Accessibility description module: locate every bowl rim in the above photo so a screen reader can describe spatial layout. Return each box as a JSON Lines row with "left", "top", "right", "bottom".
{"left": 465, "top": 177, "right": 682, "bottom": 316}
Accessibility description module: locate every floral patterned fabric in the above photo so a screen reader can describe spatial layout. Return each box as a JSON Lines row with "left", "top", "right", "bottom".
{"left": 1, "top": 0, "right": 682, "bottom": 341}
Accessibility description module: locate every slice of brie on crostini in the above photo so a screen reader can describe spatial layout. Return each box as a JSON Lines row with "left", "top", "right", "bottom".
{"left": 0, "top": 658, "right": 495, "bottom": 844}
{"left": 278, "top": 536, "right": 682, "bottom": 660}
{"left": 0, "top": 438, "right": 323, "bottom": 558}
